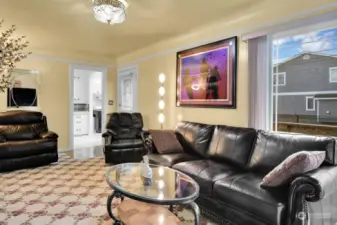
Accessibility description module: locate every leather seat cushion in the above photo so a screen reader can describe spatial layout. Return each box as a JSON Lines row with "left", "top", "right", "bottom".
{"left": 0, "top": 139, "right": 57, "bottom": 159}
{"left": 104, "top": 147, "right": 145, "bottom": 164}
{"left": 108, "top": 139, "right": 144, "bottom": 149}
{"left": 173, "top": 160, "right": 241, "bottom": 196}
{"left": 213, "top": 173, "right": 287, "bottom": 225}
{"left": 148, "top": 153, "right": 200, "bottom": 167}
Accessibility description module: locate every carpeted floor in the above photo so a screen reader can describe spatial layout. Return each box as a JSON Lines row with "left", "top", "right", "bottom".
{"left": 0, "top": 154, "right": 217, "bottom": 225}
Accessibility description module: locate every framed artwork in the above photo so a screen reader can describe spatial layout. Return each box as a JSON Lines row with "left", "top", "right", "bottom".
{"left": 176, "top": 36, "right": 237, "bottom": 108}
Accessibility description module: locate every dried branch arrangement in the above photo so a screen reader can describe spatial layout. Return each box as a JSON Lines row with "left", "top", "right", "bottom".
{"left": 0, "top": 20, "right": 31, "bottom": 92}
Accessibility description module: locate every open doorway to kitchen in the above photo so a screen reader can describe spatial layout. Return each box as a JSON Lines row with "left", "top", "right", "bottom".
{"left": 69, "top": 65, "right": 107, "bottom": 159}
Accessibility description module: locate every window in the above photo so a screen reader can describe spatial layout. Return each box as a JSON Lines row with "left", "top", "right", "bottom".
{"left": 273, "top": 73, "right": 286, "bottom": 86}
{"left": 272, "top": 27, "right": 337, "bottom": 136}
{"left": 330, "top": 67, "right": 337, "bottom": 83}
{"left": 306, "top": 97, "right": 315, "bottom": 111}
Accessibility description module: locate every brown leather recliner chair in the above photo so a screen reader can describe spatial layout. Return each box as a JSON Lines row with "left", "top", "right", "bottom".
{"left": 0, "top": 110, "right": 58, "bottom": 172}
{"left": 102, "top": 112, "right": 148, "bottom": 164}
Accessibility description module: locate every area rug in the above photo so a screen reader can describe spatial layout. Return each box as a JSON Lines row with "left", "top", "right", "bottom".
{"left": 0, "top": 154, "right": 217, "bottom": 225}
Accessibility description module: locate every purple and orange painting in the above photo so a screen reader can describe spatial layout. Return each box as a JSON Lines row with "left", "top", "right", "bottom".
{"left": 176, "top": 37, "right": 237, "bottom": 108}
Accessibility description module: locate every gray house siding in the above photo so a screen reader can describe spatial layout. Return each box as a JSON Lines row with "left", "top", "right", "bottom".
{"left": 273, "top": 54, "right": 337, "bottom": 122}
{"left": 273, "top": 54, "right": 337, "bottom": 93}
{"left": 318, "top": 100, "right": 337, "bottom": 123}
{"left": 273, "top": 95, "right": 317, "bottom": 116}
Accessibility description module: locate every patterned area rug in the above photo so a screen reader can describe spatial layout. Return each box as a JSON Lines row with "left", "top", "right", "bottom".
{"left": 0, "top": 154, "right": 217, "bottom": 225}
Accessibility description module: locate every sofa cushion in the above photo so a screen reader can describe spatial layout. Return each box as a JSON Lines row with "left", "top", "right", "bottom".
{"left": 0, "top": 123, "right": 47, "bottom": 141}
{"left": 213, "top": 173, "right": 287, "bottom": 225}
{"left": 248, "top": 131, "right": 337, "bottom": 174}
{"left": 175, "top": 122, "right": 214, "bottom": 157}
{"left": 0, "top": 139, "right": 57, "bottom": 159}
{"left": 108, "top": 139, "right": 144, "bottom": 149}
{"left": 261, "top": 151, "right": 326, "bottom": 187}
{"left": 149, "top": 130, "right": 184, "bottom": 154}
{"left": 173, "top": 160, "right": 241, "bottom": 196}
{"left": 0, "top": 110, "right": 44, "bottom": 125}
{"left": 206, "top": 125, "right": 256, "bottom": 168}
{"left": 147, "top": 153, "right": 200, "bottom": 167}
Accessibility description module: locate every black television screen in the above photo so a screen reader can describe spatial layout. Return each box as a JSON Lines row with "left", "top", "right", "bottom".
{"left": 7, "top": 88, "right": 37, "bottom": 107}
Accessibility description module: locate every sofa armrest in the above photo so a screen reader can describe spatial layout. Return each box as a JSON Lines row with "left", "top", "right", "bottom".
{"left": 102, "top": 129, "right": 118, "bottom": 138}
{"left": 288, "top": 166, "right": 337, "bottom": 224}
{"left": 142, "top": 129, "right": 150, "bottom": 137}
{"left": 39, "top": 131, "right": 58, "bottom": 139}
{"left": 102, "top": 129, "right": 118, "bottom": 145}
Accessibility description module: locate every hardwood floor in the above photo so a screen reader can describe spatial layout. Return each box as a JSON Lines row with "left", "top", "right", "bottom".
{"left": 63, "top": 145, "right": 104, "bottom": 159}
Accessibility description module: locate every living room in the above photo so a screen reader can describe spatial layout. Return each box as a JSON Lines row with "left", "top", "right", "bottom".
{"left": 1, "top": 0, "right": 337, "bottom": 225}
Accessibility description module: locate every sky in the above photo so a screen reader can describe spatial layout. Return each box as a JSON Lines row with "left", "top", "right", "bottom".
{"left": 273, "top": 27, "right": 337, "bottom": 64}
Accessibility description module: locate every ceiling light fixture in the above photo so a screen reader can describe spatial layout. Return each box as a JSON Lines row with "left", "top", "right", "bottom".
{"left": 92, "top": 0, "right": 127, "bottom": 25}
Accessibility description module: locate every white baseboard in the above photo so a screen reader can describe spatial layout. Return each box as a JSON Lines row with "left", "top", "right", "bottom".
{"left": 58, "top": 148, "right": 72, "bottom": 153}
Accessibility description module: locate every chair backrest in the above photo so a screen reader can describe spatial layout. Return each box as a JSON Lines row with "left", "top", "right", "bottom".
{"left": 206, "top": 125, "right": 257, "bottom": 168}
{"left": 106, "top": 112, "right": 144, "bottom": 139}
{"left": 175, "top": 121, "right": 215, "bottom": 157}
{"left": 0, "top": 110, "right": 48, "bottom": 141}
{"left": 247, "top": 130, "right": 337, "bottom": 174}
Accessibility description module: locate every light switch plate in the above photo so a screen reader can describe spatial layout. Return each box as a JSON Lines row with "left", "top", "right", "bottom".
{"left": 108, "top": 100, "right": 114, "bottom": 105}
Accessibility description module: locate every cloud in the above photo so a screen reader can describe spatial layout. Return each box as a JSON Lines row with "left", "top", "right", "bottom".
{"left": 299, "top": 31, "right": 332, "bottom": 52}
{"left": 273, "top": 37, "right": 291, "bottom": 46}
{"left": 301, "top": 40, "right": 332, "bottom": 52}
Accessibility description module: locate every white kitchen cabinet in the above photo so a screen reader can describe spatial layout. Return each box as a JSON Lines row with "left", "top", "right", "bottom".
{"left": 74, "top": 75, "right": 89, "bottom": 104}
{"left": 73, "top": 114, "right": 89, "bottom": 136}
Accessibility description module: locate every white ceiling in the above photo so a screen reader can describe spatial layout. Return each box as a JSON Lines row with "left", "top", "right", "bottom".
{"left": 0, "top": 0, "right": 258, "bottom": 60}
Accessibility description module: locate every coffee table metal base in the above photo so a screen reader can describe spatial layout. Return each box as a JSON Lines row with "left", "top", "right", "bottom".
{"left": 106, "top": 191, "right": 201, "bottom": 225}
{"left": 107, "top": 191, "right": 124, "bottom": 225}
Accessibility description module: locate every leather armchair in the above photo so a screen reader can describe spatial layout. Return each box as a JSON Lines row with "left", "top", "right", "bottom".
{"left": 0, "top": 110, "right": 58, "bottom": 172}
{"left": 103, "top": 112, "right": 148, "bottom": 164}
{"left": 39, "top": 131, "right": 59, "bottom": 139}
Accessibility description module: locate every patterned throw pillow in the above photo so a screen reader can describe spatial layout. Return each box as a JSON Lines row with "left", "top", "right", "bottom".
{"left": 148, "top": 130, "right": 184, "bottom": 154}
{"left": 261, "top": 151, "right": 326, "bottom": 187}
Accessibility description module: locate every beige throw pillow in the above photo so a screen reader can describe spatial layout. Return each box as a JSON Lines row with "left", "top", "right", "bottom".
{"left": 261, "top": 151, "right": 326, "bottom": 187}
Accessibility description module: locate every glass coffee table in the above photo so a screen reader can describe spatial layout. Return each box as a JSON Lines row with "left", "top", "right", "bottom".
{"left": 105, "top": 163, "right": 200, "bottom": 225}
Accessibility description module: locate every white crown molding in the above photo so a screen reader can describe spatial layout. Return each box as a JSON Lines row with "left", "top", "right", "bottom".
{"left": 118, "top": 3, "right": 337, "bottom": 68}
{"left": 29, "top": 53, "right": 115, "bottom": 68}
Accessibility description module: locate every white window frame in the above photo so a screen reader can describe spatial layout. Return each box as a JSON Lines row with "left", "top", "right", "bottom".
{"left": 329, "top": 67, "right": 337, "bottom": 83}
{"left": 273, "top": 72, "right": 286, "bottom": 86}
{"left": 305, "top": 96, "right": 315, "bottom": 111}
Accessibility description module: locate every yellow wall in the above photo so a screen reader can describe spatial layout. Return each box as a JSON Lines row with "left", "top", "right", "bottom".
{"left": 117, "top": 0, "right": 337, "bottom": 130}
{"left": 0, "top": 57, "right": 117, "bottom": 149}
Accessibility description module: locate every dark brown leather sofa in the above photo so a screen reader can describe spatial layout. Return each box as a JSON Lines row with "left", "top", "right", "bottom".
{"left": 0, "top": 110, "right": 58, "bottom": 172}
{"left": 147, "top": 121, "right": 337, "bottom": 225}
{"left": 102, "top": 112, "right": 148, "bottom": 164}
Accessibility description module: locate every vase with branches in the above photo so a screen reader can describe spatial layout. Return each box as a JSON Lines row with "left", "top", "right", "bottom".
{"left": 0, "top": 20, "right": 31, "bottom": 92}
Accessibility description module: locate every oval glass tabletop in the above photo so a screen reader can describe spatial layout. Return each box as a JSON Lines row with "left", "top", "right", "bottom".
{"left": 105, "top": 163, "right": 200, "bottom": 205}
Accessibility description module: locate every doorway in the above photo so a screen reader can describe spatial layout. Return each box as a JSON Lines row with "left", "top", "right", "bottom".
{"left": 69, "top": 65, "right": 107, "bottom": 158}
{"left": 118, "top": 65, "right": 138, "bottom": 112}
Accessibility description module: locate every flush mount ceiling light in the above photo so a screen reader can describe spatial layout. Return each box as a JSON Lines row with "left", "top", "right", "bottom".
{"left": 92, "top": 0, "right": 128, "bottom": 24}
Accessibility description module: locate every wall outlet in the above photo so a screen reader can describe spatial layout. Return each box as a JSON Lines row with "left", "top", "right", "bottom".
{"left": 108, "top": 100, "right": 114, "bottom": 105}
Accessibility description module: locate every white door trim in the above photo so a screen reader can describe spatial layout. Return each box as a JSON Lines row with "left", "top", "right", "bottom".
{"left": 69, "top": 64, "right": 108, "bottom": 150}
{"left": 117, "top": 65, "right": 138, "bottom": 112}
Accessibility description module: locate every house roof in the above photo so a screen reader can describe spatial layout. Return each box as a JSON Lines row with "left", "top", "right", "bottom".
{"left": 274, "top": 52, "right": 337, "bottom": 67}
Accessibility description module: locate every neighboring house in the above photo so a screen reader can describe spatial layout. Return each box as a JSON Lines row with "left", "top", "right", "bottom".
{"left": 273, "top": 53, "right": 337, "bottom": 124}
